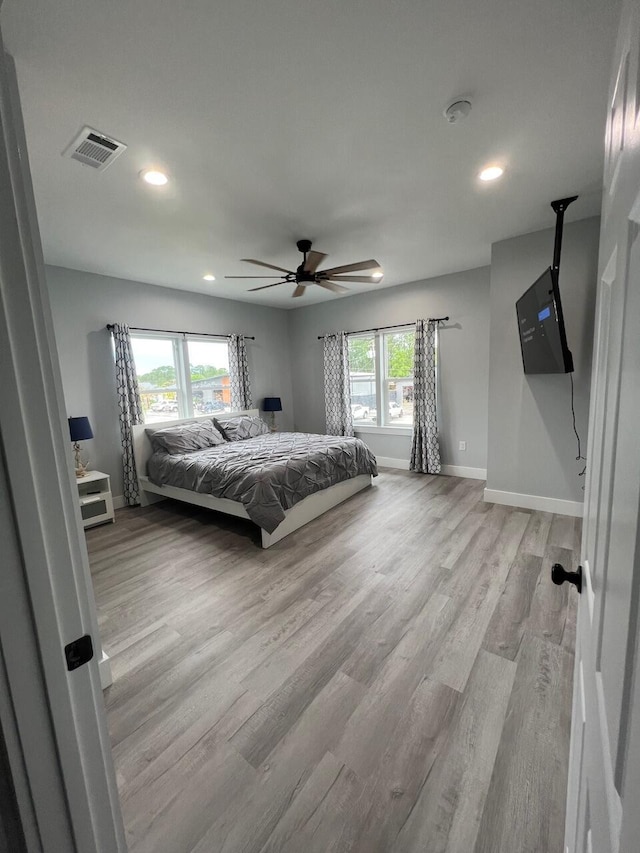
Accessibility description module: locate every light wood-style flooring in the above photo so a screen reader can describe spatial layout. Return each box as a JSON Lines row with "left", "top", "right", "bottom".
{"left": 87, "top": 470, "right": 579, "bottom": 853}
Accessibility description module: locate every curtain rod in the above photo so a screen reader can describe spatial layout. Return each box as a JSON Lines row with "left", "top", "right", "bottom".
{"left": 317, "top": 317, "right": 449, "bottom": 339}
{"left": 106, "top": 324, "right": 255, "bottom": 340}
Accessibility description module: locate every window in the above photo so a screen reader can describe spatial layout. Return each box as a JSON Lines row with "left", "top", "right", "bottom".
{"left": 130, "top": 333, "right": 230, "bottom": 424}
{"left": 348, "top": 329, "right": 415, "bottom": 428}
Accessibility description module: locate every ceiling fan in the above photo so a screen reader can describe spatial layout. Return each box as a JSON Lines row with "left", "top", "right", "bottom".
{"left": 224, "top": 239, "right": 383, "bottom": 297}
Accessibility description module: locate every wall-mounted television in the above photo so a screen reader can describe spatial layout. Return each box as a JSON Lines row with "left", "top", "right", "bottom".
{"left": 516, "top": 267, "right": 573, "bottom": 374}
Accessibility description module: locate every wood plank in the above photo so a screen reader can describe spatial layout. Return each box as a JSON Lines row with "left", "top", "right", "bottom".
{"left": 473, "top": 632, "right": 574, "bottom": 853}
{"left": 258, "top": 752, "right": 362, "bottom": 853}
{"left": 230, "top": 587, "right": 393, "bottom": 768}
{"left": 482, "top": 552, "right": 542, "bottom": 660}
{"left": 238, "top": 570, "right": 387, "bottom": 700}
{"left": 348, "top": 677, "right": 460, "bottom": 853}
{"left": 430, "top": 511, "right": 530, "bottom": 690}
{"left": 527, "top": 544, "right": 572, "bottom": 645}
{"left": 440, "top": 510, "right": 484, "bottom": 570}
{"left": 519, "top": 510, "right": 553, "bottom": 557}
{"left": 341, "top": 568, "right": 448, "bottom": 686}
{"left": 193, "top": 671, "right": 367, "bottom": 853}
{"left": 548, "top": 514, "right": 576, "bottom": 549}
{"left": 391, "top": 650, "right": 516, "bottom": 852}
{"left": 334, "top": 593, "right": 453, "bottom": 779}
{"left": 84, "top": 470, "right": 578, "bottom": 853}
{"left": 106, "top": 628, "right": 239, "bottom": 746}
{"left": 112, "top": 662, "right": 247, "bottom": 797}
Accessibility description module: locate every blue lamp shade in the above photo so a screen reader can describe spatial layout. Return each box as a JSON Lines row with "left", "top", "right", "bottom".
{"left": 68, "top": 416, "right": 94, "bottom": 442}
{"left": 262, "top": 397, "right": 282, "bottom": 413}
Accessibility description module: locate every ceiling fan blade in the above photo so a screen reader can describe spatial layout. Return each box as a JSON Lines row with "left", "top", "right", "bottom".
{"left": 320, "top": 259, "right": 381, "bottom": 276}
{"left": 241, "top": 259, "right": 295, "bottom": 274}
{"left": 303, "top": 251, "right": 327, "bottom": 274}
{"left": 248, "top": 281, "right": 287, "bottom": 292}
{"left": 326, "top": 275, "right": 384, "bottom": 283}
{"left": 292, "top": 285, "right": 306, "bottom": 298}
{"left": 318, "top": 281, "right": 349, "bottom": 294}
{"left": 225, "top": 275, "right": 286, "bottom": 279}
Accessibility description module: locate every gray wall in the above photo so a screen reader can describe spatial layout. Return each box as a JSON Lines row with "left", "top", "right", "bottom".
{"left": 47, "top": 215, "right": 598, "bottom": 505}
{"left": 288, "top": 267, "right": 491, "bottom": 471}
{"left": 46, "top": 265, "right": 294, "bottom": 499}
{"left": 487, "top": 216, "right": 599, "bottom": 503}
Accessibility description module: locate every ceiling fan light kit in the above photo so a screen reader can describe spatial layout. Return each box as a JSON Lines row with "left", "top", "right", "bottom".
{"left": 225, "top": 240, "right": 384, "bottom": 298}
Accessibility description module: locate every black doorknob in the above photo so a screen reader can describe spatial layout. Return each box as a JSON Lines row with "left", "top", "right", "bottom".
{"left": 551, "top": 563, "right": 582, "bottom": 594}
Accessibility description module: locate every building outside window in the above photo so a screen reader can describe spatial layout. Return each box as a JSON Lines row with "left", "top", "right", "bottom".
{"left": 130, "top": 333, "right": 231, "bottom": 424}
{"left": 347, "top": 329, "right": 415, "bottom": 428}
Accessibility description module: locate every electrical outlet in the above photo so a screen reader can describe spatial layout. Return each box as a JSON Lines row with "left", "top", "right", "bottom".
{"left": 459, "top": 440, "right": 467, "bottom": 451}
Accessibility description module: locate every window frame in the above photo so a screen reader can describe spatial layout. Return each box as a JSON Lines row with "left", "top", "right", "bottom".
{"left": 130, "top": 331, "right": 230, "bottom": 422}
{"left": 347, "top": 327, "right": 415, "bottom": 432}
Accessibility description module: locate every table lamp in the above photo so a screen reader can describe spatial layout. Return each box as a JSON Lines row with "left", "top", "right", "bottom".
{"left": 68, "top": 416, "right": 93, "bottom": 478}
{"left": 262, "top": 397, "right": 282, "bottom": 431}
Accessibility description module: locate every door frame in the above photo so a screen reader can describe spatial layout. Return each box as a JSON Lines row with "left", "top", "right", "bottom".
{"left": 0, "top": 25, "right": 125, "bottom": 853}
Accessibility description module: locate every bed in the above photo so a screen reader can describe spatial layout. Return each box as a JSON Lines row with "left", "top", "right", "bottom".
{"left": 132, "top": 410, "right": 377, "bottom": 547}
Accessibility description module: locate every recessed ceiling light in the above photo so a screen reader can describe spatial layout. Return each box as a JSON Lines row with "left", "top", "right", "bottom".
{"left": 479, "top": 165, "right": 504, "bottom": 182}
{"left": 140, "top": 169, "right": 169, "bottom": 186}
{"left": 203, "top": 274, "right": 215, "bottom": 281}
{"left": 372, "top": 270, "right": 384, "bottom": 279}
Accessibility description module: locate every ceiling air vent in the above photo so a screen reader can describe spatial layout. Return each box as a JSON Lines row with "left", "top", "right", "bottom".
{"left": 62, "top": 126, "right": 127, "bottom": 172}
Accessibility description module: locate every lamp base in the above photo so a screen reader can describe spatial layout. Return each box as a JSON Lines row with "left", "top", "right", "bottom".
{"left": 73, "top": 442, "right": 89, "bottom": 477}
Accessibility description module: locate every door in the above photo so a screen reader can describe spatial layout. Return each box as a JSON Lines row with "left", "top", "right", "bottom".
{"left": 564, "top": 0, "right": 640, "bottom": 850}
{"left": 0, "top": 23, "right": 126, "bottom": 853}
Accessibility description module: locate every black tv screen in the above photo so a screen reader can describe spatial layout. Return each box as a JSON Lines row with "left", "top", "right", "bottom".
{"left": 516, "top": 267, "right": 573, "bottom": 374}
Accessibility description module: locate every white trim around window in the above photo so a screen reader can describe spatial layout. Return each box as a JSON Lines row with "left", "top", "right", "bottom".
{"left": 354, "top": 426, "right": 412, "bottom": 436}
{"left": 130, "top": 331, "right": 230, "bottom": 423}
{"left": 347, "top": 327, "right": 415, "bottom": 430}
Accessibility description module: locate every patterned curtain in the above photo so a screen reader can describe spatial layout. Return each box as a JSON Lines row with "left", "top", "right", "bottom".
{"left": 111, "top": 323, "right": 143, "bottom": 505}
{"left": 229, "top": 334, "right": 253, "bottom": 410}
{"left": 410, "top": 319, "right": 441, "bottom": 473}
{"left": 323, "top": 332, "right": 354, "bottom": 437}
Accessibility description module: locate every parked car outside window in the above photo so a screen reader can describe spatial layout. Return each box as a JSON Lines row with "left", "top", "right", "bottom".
{"left": 351, "top": 403, "right": 370, "bottom": 420}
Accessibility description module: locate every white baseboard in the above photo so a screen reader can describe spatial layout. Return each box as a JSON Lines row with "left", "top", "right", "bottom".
{"left": 441, "top": 464, "right": 487, "bottom": 480}
{"left": 376, "top": 456, "right": 410, "bottom": 470}
{"left": 484, "top": 488, "right": 583, "bottom": 518}
{"left": 113, "top": 494, "right": 125, "bottom": 510}
{"left": 98, "top": 651, "right": 112, "bottom": 689}
{"left": 376, "top": 458, "right": 487, "bottom": 480}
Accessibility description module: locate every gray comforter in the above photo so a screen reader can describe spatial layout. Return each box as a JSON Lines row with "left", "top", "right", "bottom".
{"left": 147, "top": 431, "right": 378, "bottom": 533}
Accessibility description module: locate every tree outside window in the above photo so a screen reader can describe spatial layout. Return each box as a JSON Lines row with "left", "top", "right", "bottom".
{"left": 348, "top": 330, "right": 415, "bottom": 427}
{"left": 131, "top": 335, "right": 231, "bottom": 423}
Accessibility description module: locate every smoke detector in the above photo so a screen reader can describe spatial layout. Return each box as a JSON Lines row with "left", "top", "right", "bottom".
{"left": 444, "top": 99, "right": 472, "bottom": 124}
{"left": 62, "top": 126, "right": 127, "bottom": 171}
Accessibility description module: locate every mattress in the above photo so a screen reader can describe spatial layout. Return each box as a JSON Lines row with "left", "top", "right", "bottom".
{"left": 147, "top": 431, "right": 377, "bottom": 533}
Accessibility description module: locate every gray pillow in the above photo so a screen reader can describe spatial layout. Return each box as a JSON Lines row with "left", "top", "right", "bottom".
{"left": 213, "top": 414, "right": 270, "bottom": 441}
{"left": 146, "top": 418, "right": 226, "bottom": 454}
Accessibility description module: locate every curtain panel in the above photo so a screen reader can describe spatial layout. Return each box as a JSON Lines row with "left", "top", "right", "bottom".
{"left": 111, "top": 323, "right": 143, "bottom": 505}
{"left": 323, "top": 332, "right": 355, "bottom": 437}
{"left": 410, "top": 319, "right": 441, "bottom": 474}
{"left": 228, "top": 334, "right": 253, "bottom": 410}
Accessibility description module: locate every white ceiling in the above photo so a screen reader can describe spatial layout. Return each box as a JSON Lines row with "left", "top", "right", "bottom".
{"left": 2, "top": 0, "right": 618, "bottom": 308}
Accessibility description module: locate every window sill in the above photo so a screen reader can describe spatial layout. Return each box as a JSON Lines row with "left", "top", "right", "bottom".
{"left": 354, "top": 426, "right": 413, "bottom": 436}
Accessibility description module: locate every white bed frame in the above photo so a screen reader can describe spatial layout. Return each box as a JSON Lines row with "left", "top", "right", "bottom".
{"left": 132, "top": 410, "right": 372, "bottom": 548}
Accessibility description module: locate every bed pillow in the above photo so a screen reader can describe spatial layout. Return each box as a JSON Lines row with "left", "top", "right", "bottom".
{"left": 146, "top": 418, "right": 226, "bottom": 454}
{"left": 213, "top": 414, "right": 270, "bottom": 441}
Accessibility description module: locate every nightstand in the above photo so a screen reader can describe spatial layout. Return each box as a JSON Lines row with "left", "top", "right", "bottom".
{"left": 76, "top": 471, "right": 115, "bottom": 529}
